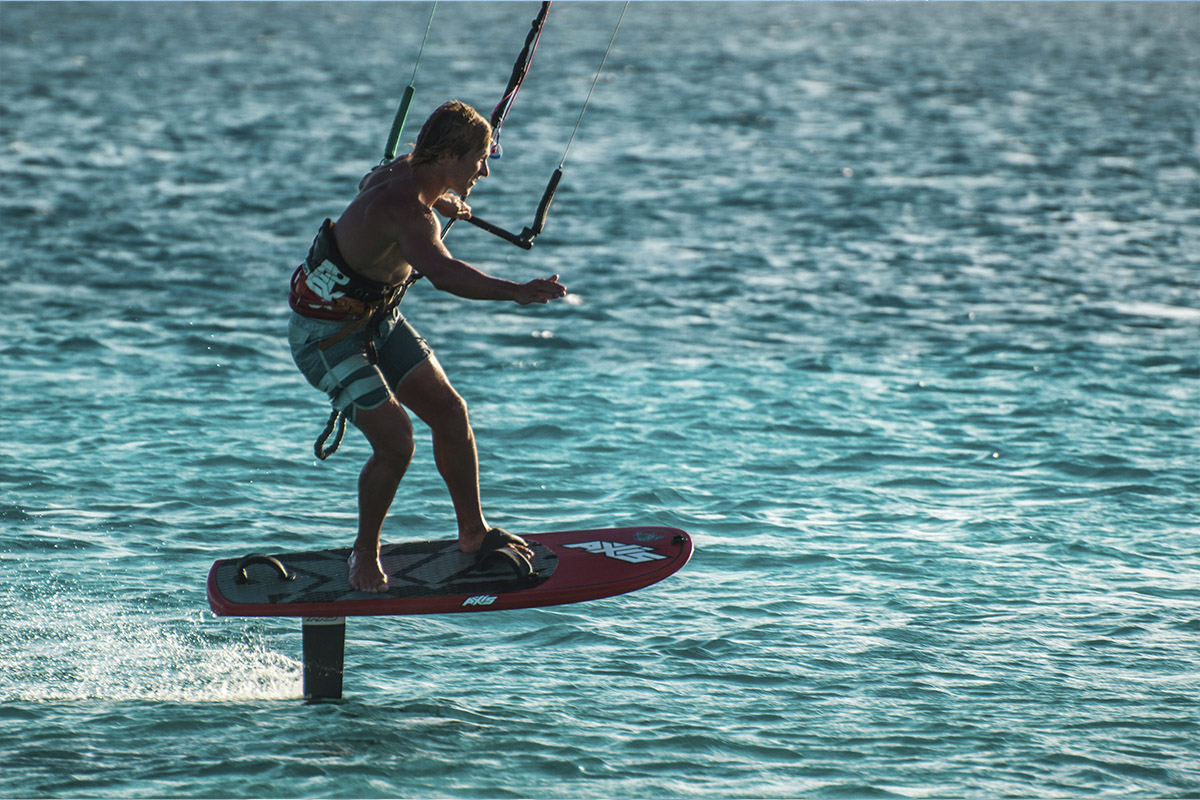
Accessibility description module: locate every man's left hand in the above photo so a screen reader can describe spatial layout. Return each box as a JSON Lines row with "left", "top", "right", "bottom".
{"left": 515, "top": 274, "right": 568, "bottom": 305}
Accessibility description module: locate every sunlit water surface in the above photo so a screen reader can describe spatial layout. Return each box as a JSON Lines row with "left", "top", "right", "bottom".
{"left": 2, "top": 2, "right": 1198, "bottom": 798}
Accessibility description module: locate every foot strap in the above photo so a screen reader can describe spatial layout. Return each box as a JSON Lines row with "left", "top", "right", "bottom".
{"left": 452, "top": 529, "right": 537, "bottom": 584}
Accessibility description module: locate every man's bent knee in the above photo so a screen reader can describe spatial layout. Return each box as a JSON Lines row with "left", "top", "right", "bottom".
{"left": 353, "top": 400, "right": 416, "bottom": 460}
{"left": 376, "top": 429, "right": 415, "bottom": 468}
{"left": 440, "top": 390, "right": 470, "bottom": 428}
{"left": 426, "top": 392, "right": 473, "bottom": 445}
{"left": 395, "top": 360, "right": 472, "bottom": 435}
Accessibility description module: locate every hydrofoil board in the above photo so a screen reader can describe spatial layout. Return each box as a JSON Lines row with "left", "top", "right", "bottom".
{"left": 207, "top": 526, "right": 692, "bottom": 618}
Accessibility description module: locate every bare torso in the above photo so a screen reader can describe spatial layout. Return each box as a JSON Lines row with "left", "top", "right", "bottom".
{"left": 321, "top": 149, "right": 563, "bottom": 307}
{"left": 333, "top": 157, "right": 434, "bottom": 286}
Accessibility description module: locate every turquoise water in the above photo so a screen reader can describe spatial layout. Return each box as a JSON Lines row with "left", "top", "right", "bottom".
{"left": 3, "top": 1, "right": 1199, "bottom": 797}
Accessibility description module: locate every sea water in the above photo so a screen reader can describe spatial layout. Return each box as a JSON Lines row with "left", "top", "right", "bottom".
{"left": 2, "top": 2, "right": 1198, "bottom": 797}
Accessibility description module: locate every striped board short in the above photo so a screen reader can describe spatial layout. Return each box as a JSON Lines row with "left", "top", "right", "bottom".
{"left": 288, "top": 306, "right": 433, "bottom": 421}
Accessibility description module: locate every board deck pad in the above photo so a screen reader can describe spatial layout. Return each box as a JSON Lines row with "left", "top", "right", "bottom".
{"left": 207, "top": 526, "right": 692, "bottom": 618}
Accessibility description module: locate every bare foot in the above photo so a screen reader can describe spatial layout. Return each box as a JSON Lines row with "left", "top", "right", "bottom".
{"left": 348, "top": 549, "right": 388, "bottom": 593}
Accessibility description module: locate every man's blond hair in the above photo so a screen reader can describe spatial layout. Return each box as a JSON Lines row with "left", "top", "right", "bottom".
{"left": 410, "top": 101, "right": 491, "bottom": 168}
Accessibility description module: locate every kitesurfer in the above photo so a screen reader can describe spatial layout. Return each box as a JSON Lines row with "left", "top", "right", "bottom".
{"left": 288, "top": 101, "right": 567, "bottom": 593}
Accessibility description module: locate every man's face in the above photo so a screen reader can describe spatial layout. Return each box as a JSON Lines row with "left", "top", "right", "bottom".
{"left": 449, "top": 143, "right": 490, "bottom": 197}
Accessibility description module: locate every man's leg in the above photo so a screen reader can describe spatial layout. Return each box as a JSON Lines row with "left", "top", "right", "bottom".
{"left": 347, "top": 399, "right": 415, "bottom": 592}
{"left": 394, "top": 358, "right": 531, "bottom": 560}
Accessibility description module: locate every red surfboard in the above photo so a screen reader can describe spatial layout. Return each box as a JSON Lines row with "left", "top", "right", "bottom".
{"left": 207, "top": 526, "right": 692, "bottom": 618}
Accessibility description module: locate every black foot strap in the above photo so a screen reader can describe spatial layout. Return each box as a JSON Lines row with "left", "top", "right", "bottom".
{"left": 477, "top": 528, "right": 534, "bottom": 582}
{"left": 450, "top": 528, "right": 536, "bottom": 585}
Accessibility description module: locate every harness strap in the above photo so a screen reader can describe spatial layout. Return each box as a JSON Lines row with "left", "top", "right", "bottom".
{"left": 317, "top": 307, "right": 377, "bottom": 353}
{"left": 311, "top": 277, "right": 413, "bottom": 461}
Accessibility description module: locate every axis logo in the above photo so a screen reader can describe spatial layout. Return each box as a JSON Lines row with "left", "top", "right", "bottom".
{"left": 565, "top": 541, "right": 667, "bottom": 564}
{"left": 462, "top": 595, "right": 498, "bottom": 607}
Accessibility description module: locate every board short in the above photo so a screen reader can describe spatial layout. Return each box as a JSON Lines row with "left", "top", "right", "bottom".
{"left": 288, "top": 306, "right": 433, "bottom": 421}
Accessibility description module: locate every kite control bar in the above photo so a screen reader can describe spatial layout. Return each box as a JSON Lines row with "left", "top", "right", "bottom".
{"left": 380, "top": 0, "right": 620, "bottom": 252}
{"left": 462, "top": 166, "right": 562, "bottom": 250}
